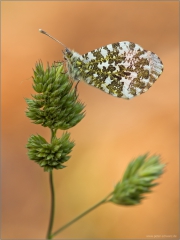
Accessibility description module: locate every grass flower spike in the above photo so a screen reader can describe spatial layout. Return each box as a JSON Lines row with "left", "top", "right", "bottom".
{"left": 26, "top": 132, "right": 74, "bottom": 172}
{"left": 25, "top": 61, "right": 85, "bottom": 130}
{"left": 110, "top": 154, "right": 165, "bottom": 205}
{"left": 26, "top": 61, "right": 85, "bottom": 171}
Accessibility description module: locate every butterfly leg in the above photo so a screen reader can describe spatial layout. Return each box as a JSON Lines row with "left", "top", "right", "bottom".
{"left": 74, "top": 80, "right": 80, "bottom": 96}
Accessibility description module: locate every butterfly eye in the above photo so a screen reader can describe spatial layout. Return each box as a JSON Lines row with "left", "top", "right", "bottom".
{"left": 65, "top": 48, "right": 71, "bottom": 53}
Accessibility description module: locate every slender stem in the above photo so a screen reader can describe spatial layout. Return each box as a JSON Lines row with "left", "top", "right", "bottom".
{"left": 46, "top": 129, "right": 56, "bottom": 239}
{"left": 46, "top": 171, "right": 55, "bottom": 239}
{"left": 51, "top": 129, "right": 56, "bottom": 141}
{"left": 50, "top": 193, "right": 113, "bottom": 238}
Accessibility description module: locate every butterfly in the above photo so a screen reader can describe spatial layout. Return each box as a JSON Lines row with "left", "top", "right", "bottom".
{"left": 39, "top": 29, "right": 163, "bottom": 99}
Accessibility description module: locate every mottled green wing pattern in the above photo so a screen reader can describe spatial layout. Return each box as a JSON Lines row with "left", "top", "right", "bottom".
{"left": 64, "top": 41, "right": 163, "bottom": 99}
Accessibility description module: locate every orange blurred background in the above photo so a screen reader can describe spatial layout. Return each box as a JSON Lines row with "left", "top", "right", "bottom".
{"left": 2, "top": 1, "right": 179, "bottom": 239}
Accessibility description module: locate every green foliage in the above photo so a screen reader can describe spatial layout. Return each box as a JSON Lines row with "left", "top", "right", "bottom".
{"left": 25, "top": 61, "right": 85, "bottom": 130}
{"left": 110, "top": 154, "right": 165, "bottom": 205}
{"left": 26, "top": 132, "right": 74, "bottom": 172}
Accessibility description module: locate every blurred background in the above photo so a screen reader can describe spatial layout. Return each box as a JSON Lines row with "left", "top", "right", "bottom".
{"left": 2, "top": 1, "right": 179, "bottom": 239}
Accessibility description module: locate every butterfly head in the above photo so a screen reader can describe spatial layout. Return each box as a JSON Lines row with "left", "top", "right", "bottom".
{"left": 63, "top": 48, "right": 73, "bottom": 60}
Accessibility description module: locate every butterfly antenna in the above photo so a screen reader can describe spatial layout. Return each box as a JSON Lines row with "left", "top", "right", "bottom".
{"left": 39, "top": 29, "right": 67, "bottom": 49}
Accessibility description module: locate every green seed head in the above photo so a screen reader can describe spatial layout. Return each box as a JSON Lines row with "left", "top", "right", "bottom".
{"left": 110, "top": 154, "right": 165, "bottom": 206}
{"left": 25, "top": 61, "right": 85, "bottom": 130}
{"left": 26, "top": 132, "right": 74, "bottom": 172}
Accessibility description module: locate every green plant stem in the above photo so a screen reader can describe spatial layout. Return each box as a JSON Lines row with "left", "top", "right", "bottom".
{"left": 51, "top": 129, "right": 56, "bottom": 141}
{"left": 46, "top": 129, "right": 56, "bottom": 239}
{"left": 46, "top": 171, "right": 55, "bottom": 239}
{"left": 50, "top": 193, "right": 113, "bottom": 238}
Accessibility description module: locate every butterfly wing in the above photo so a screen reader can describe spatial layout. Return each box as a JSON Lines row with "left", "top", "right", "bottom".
{"left": 79, "top": 41, "right": 163, "bottom": 99}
